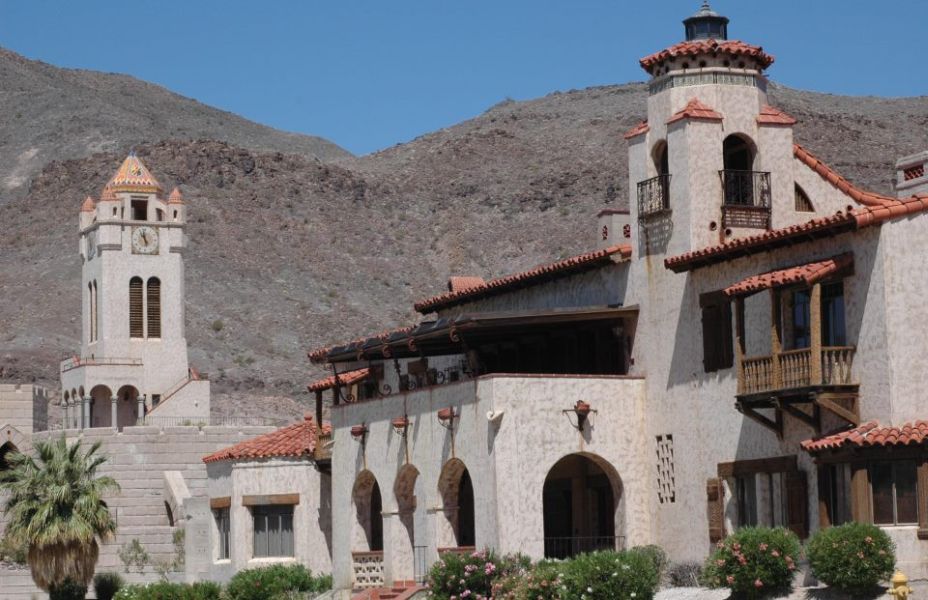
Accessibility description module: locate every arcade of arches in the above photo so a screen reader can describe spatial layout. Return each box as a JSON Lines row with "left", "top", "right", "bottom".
{"left": 61, "top": 384, "right": 140, "bottom": 430}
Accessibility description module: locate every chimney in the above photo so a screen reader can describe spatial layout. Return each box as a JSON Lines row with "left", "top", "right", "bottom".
{"left": 597, "top": 209, "right": 632, "bottom": 250}
{"left": 895, "top": 151, "right": 928, "bottom": 197}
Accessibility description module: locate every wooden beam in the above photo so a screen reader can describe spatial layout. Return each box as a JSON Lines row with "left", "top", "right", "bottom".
{"left": 850, "top": 462, "right": 871, "bottom": 523}
{"left": 780, "top": 401, "right": 819, "bottom": 431}
{"left": 737, "top": 403, "right": 783, "bottom": 438}
{"left": 735, "top": 297, "right": 746, "bottom": 395}
{"left": 718, "top": 454, "right": 798, "bottom": 478}
{"left": 919, "top": 458, "right": 928, "bottom": 539}
{"left": 770, "top": 288, "right": 783, "bottom": 390}
{"left": 817, "top": 393, "right": 860, "bottom": 426}
{"left": 242, "top": 493, "right": 300, "bottom": 506}
{"left": 810, "top": 282, "right": 823, "bottom": 385}
{"left": 209, "top": 497, "right": 231, "bottom": 509}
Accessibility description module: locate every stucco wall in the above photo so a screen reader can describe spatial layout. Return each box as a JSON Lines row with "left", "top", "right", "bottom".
{"left": 0, "top": 384, "right": 48, "bottom": 434}
{"left": 329, "top": 374, "right": 647, "bottom": 589}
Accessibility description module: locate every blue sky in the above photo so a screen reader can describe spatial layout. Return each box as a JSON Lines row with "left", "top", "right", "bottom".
{"left": 1, "top": 1, "right": 925, "bottom": 156}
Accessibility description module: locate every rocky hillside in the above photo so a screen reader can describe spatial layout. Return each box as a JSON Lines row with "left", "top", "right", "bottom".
{"left": 2, "top": 47, "right": 927, "bottom": 424}
{"left": 0, "top": 48, "right": 349, "bottom": 197}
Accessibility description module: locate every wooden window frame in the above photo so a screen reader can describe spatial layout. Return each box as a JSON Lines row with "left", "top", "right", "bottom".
{"left": 252, "top": 504, "right": 295, "bottom": 559}
{"left": 869, "top": 460, "right": 918, "bottom": 526}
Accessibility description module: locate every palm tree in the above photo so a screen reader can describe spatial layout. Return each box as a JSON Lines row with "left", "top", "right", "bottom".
{"left": 0, "top": 436, "right": 119, "bottom": 598}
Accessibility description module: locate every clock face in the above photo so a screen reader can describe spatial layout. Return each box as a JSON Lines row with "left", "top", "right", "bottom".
{"left": 131, "top": 226, "right": 159, "bottom": 255}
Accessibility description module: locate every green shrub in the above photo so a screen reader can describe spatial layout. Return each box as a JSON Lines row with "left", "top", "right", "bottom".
{"left": 806, "top": 522, "right": 895, "bottom": 592}
{"left": 114, "top": 581, "right": 221, "bottom": 600}
{"left": 225, "top": 564, "right": 330, "bottom": 600}
{"left": 94, "top": 572, "right": 124, "bottom": 600}
{"left": 631, "top": 544, "right": 668, "bottom": 581}
{"left": 510, "top": 560, "right": 565, "bottom": 600}
{"left": 560, "top": 549, "right": 660, "bottom": 600}
{"left": 702, "top": 527, "right": 801, "bottom": 599}
{"left": 0, "top": 531, "right": 27, "bottom": 563}
{"left": 49, "top": 579, "right": 87, "bottom": 600}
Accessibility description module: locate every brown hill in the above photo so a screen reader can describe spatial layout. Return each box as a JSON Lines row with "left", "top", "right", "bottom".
{"left": 2, "top": 51, "right": 928, "bottom": 424}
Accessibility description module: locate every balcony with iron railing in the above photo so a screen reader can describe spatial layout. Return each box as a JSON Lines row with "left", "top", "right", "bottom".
{"left": 720, "top": 169, "right": 771, "bottom": 229}
{"left": 637, "top": 174, "right": 671, "bottom": 219}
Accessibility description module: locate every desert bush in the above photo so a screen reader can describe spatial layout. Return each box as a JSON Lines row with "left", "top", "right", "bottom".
{"left": 114, "top": 581, "right": 221, "bottom": 600}
{"left": 667, "top": 561, "right": 703, "bottom": 587}
{"left": 806, "top": 522, "right": 895, "bottom": 592}
{"left": 560, "top": 549, "right": 660, "bottom": 600}
{"left": 702, "top": 527, "right": 801, "bottom": 599}
{"left": 117, "top": 538, "right": 149, "bottom": 574}
{"left": 93, "top": 572, "right": 124, "bottom": 600}
{"left": 225, "top": 564, "right": 330, "bottom": 600}
{"left": 0, "top": 531, "right": 27, "bottom": 563}
{"left": 427, "top": 549, "right": 506, "bottom": 600}
{"left": 631, "top": 544, "right": 668, "bottom": 581}
{"left": 48, "top": 578, "right": 87, "bottom": 600}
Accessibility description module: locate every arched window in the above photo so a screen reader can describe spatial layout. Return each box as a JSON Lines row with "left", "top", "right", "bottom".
{"left": 129, "top": 277, "right": 144, "bottom": 338}
{"left": 0, "top": 442, "right": 18, "bottom": 472}
{"left": 146, "top": 278, "right": 161, "bottom": 339}
{"left": 652, "top": 140, "right": 669, "bottom": 176}
{"left": 89, "top": 280, "right": 99, "bottom": 342}
{"left": 88, "top": 282, "right": 95, "bottom": 343}
{"left": 795, "top": 184, "right": 814, "bottom": 212}
{"left": 722, "top": 135, "right": 757, "bottom": 206}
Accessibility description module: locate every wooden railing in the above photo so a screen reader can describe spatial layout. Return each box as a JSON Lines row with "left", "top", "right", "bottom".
{"left": 738, "top": 346, "right": 855, "bottom": 395}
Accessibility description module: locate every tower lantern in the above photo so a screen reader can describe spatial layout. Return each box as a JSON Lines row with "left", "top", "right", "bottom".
{"left": 683, "top": 1, "right": 729, "bottom": 41}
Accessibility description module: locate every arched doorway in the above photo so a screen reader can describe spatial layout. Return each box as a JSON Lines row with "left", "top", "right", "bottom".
{"left": 352, "top": 470, "right": 383, "bottom": 552}
{"left": 0, "top": 442, "right": 18, "bottom": 472}
{"left": 116, "top": 385, "right": 139, "bottom": 429}
{"left": 542, "top": 453, "right": 623, "bottom": 559}
{"left": 393, "top": 464, "right": 419, "bottom": 581}
{"left": 437, "top": 458, "right": 476, "bottom": 549}
{"left": 90, "top": 385, "right": 113, "bottom": 428}
{"left": 652, "top": 140, "right": 669, "bottom": 176}
{"left": 722, "top": 134, "right": 757, "bottom": 206}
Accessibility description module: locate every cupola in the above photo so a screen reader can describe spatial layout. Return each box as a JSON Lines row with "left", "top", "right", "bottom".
{"left": 103, "top": 152, "right": 163, "bottom": 195}
{"left": 683, "top": 1, "right": 729, "bottom": 41}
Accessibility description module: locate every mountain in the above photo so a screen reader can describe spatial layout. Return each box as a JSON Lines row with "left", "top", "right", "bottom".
{"left": 0, "top": 48, "right": 350, "bottom": 197}
{"left": 2, "top": 47, "right": 927, "bottom": 425}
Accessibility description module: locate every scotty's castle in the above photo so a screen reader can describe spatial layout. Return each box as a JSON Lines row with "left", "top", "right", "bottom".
{"left": 4, "top": 3, "right": 928, "bottom": 597}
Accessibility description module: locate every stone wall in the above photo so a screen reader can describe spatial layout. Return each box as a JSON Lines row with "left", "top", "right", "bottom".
{"left": 0, "top": 384, "right": 49, "bottom": 434}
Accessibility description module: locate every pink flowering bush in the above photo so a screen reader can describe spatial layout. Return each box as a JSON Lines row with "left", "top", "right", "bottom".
{"left": 493, "top": 560, "right": 564, "bottom": 600}
{"left": 427, "top": 549, "right": 527, "bottom": 600}
{"left": 702, "top": 527, "right": 801, "bottom": 599}
{"left": 806, "top": 522, "right": 895, "bottom": 592}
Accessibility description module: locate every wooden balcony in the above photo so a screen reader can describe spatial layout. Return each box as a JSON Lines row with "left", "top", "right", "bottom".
{"left": 314, "top": 430, "right": 333, "bottom": 467}
{"left": 733, "top": 281, "right": 859, "bottom": 437}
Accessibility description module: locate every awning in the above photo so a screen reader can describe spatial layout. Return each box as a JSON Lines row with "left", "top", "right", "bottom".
{"left": 723, "top": 253, "right": 853, "bottom": 298}
{"left": 801, "top": 421, "right": 928, "bottom": 454}
{"left": 317, "top": 305, "right": 638, "bottom": 364}
{"left": 307, "top": 368, "right": 371, "bottom": 393}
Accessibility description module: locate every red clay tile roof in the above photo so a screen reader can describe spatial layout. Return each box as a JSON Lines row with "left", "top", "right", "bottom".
{"left": 757, "top": 105, "right": 797, "bottom": 126}
{"left": 414, "top": 244, "right": 632, "bottom": 314}
{"left": 104, "top": 153, "right": 163, "bottom": 195}
{"left": 80, "top": 196, "right": 96, "bottom": 212}
{"left": 168, "top": 187, "right": 184, "bottom": 204}
{"left": 639, "top": 39, "right": 775, "bottom": 74}
{"left": 309, "top": 324, "right": 416, "bottom": 363}
{"left": 801, "top": 421, "right": 928, "bottom": 453}
{"left": 202, "top": 415, "right": 329, "bottom": 463}
{"left": 723, "top": 253, "right": 853, "bottom": 297}
{"left": 307, "top": 368, "right": 371, "bottom": 393}
{"left": 448, "top": 276, "right": 486, "bottom": 293}
{"left": 665, "top": 145, "right": 928, "bottom": 272}
{"left": 623, "top": 120, "right": 650, "bottom": 139}
{"left": 667, "top": 98, "right": 723, "bottom": 124}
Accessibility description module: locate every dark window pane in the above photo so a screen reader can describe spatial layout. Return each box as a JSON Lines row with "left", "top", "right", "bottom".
{"left": 871, "top": 463, "right": 895, "bottom": 525}
{"left": 895, "top": 462, "right": 918, "bottom": 524}
{"left": 791, "top": 290, "right": 811, "bottom": 349}
{"left": 822, "top": 283, "right": 847, "bottom": 346}
{"left": 253, "top": 510, "right": 268, "bottom": 557}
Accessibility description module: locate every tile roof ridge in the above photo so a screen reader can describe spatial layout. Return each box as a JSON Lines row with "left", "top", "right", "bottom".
{"left": 202, "top": 417, "right": 324, "bottom": 463}
{"left": 639, "top": 39, "right": 774, "bottom": 73}
{"left": 793, "top": 144, "right": 895, "bottom": 207}
{"left": 667, "top": 97, "right": 723, "bottom": 124}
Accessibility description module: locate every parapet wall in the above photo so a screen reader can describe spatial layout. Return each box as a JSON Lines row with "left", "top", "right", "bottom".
{"left": 0, "top": 383, "right": 49, "bottom": 434}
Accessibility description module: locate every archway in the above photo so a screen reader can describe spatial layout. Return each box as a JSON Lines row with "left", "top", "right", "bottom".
{"left": 437, "top": 458, "right": 476, "bottom": 549}
{"left": 90, "top": 384, "right": 113, "bottom": 428}
{"left": 542, "top": 453, "right": 623, "bottom": 559}
{"left": 352, "top": 470, "right": 383, "bottom": 552}
{"left": 116, "top": 385, "right": 139, "bottom": 429}
{"left": 393, "top": 464, "right": 420, "bottom": 581}
{"left": 0, "top": 442, "right": 18, "bottom": 472}
{"left": 722, "top": 134, "right": 757, "bottom": 206}
{"left": 652, "top": 140, "right": 669, "bottom": 176}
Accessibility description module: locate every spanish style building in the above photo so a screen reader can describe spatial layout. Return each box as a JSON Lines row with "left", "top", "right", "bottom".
{"left": 303, "top": 3, "right": 928, "bottom": 591}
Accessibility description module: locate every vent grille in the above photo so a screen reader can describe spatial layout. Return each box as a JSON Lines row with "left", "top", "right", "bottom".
{"left": 129, "top": 277, "right": 144, "bottom": 338}
{"left": 147, "top": 278, "right": 161, "bottom": 338}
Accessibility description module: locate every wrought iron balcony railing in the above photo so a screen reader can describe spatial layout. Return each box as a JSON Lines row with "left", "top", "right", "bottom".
{"left": 720, "top": 169, "right": 771, "bottom": 229}
{"left": 637, "top": 174, "right": 671, "bottom": 219}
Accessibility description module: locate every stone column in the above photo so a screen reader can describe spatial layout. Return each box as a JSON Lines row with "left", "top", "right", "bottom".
{"left": 137, "top": 393, "right": 146, "bottom": 425}
{"left": 111, "top": 396, "right": 119, "bottom": 430}
{"left": 81, "top": 396, "right": 89, "bottom": 430}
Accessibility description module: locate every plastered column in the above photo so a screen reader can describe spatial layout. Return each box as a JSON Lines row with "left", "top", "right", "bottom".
{"left": 111, "top": 397, "right": 118, "bottom": 430}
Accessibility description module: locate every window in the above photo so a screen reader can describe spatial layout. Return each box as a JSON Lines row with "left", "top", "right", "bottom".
{"left": 129, "top": 277, "right": 144, "bottom": 338}
{"left": 88, "top": 282, "right": 97, "bottom": 343}
{"left": 156, "top": 208, "right": 164, "bottom": 222}
{"left": 789, "top": 289, "right": 811, "bottom": 349}
{"left": 131, "top": 199, "right": 148, "bottom": 221}
{"left": 146, "top": 278, "right": 161, "bottom": 338}
{"left": 700, "top": 291, "right": 733, "bottom": 372}
{"left": 253, "top": 505, "right": 294, "bottom": 558}
{"left": 736, "top": 475, "right": 758, "bottom": 527}
{"left": 871, "top": 461, "right": 918, "bottom": 525}
{"left": 821, "top": 282, "right": 846, "bottom": 346}
{"left": 151, "top": 394, "right": 161, "bottom": 408}
{"left": 215, "top": 507, "right": 231, "bottom": 560}
{"left": 795, "top": 184, "right": 814, "bottom": 212}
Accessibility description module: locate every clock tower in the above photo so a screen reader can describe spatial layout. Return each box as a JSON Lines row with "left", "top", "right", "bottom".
{"left": 61, "top": 153, "right": 209, "bottom": 430}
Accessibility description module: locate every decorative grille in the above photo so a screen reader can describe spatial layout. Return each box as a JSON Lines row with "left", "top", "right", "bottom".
{"left": 656, "top": 434, "right": 676, "bottom": 504}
